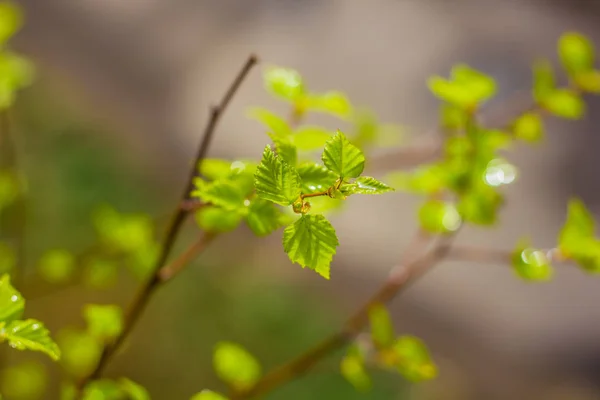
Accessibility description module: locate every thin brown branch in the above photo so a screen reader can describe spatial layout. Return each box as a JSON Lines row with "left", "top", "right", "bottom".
{"left": 447, "top": 246, "right": 513, "bottom": 265}
{"left": 75, "top": 54, "right": 258, "bottom": 393}
{"left": 157, "top": 232, "right": 216, "bottom": 282}
{"left": 231, "top": 233, "right": 456, "bottom": 400}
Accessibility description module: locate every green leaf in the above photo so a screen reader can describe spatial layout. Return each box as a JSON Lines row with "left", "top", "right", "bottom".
{"left": 191, "top": 390, "right": 229, "bottom": 400}
{"left": 246, "top": 198, "right": 284, "bottom": 237}
{"left": 418, "top": 200, "right": 461, "bottom": 234}
{"left": 0, "top": 242, "right": 15, "bottom": 275}
{"left": 368, "top": 304, "right": 394, "bottom": 348}
{"left": 511, "top": 239, "right": 553, "bottom": 281}
{"left": 82, "top": 258, "right": 118, "bottom": 289}
{"left": 393, "top": 336, "right": 437, "bottom": 382}
{"left": 119, "top": 378, "right": 150, "bottom": 400}
{"left": 1, "top": 319, "right": 61, "bottom": 361}
{"left": 83, "top": 304, "right": 123, "bottom": 342}
{"left": 558, "top": 32, "right": 595, "bottom": 76}
{"left": 0, "top": 361, "right": 46, "bottom": 400}
{"left": 0, "top": 169, "right": 18, "bottom": 210}
{"left": 213, "top": 341, "right": 261, "bottom": 391}
{"left": 191, "top": 178, "right": 246, "bottom": 210}
{"left": 386, "top": 164, "right": 448, "bottom": 195}
{"left": 558, "top": 198, "right": 600, "bottom": 272}
{"left": 457, "top": 185, "right": 503, "bottom": 226}
{"left": 322, "top": 131, "right": 365, "bottom": 179}
{"left": 341, "top": 176, "right": 394, "bottom": 196}
{"left": 268, "top": 133, "right": 297, "bottom": 166}
{"left": 0, "top": 2, "right": 22, "bottom": 44}
{"left": 542, "top": 89, "right": 585, "bottom": 120}
{"left": 254, "top": 145, "right": 301, "bottom": 206}
{"left": 292, "top": 126, "right": 332, "bottom": 150}
{"left": 81, "top": 379, "right": 122, "bottom": 400}
{"left": 440, "top": 104, "right": 468, "bottom": 130}
{"left": 198, "top": 159, "right": 236, "bottom": 181}
{"left": 512, "top": 112, "right": 544, "bottom": 143}
{"left": 195, "top": 206, "right": 244, "bottom": 233}
{"left": 264, "top": 66, "right": 304, "bottom": 101}
{"left": 532, "top": 60, "right": 556, "bottom": 102}
{"left": 574, "top": 70, "right": 600, "bottom": 93}
{"left": 246, "top": 107, "right": 292, "bottom": 137}
{"left": 282, "top": 214, "right": 339, "bottom": 279}
{"left": 428, "top": 65, "right": 496, "bottom": 109}
{"left": 57, "top": 329, "right": 102, "bottom": 378}
{"left": 340, "top": 355, "right": 371, "bottom": 392}
{"left": 296, "top": 163, "right": 338, "bottom": 194}
{"left": 37, "top": 249, "right": 76, "bottom": 284}
{"left": 304, "top": 91, "right": 352, "bottom": 117}
{"left": 0, "top": 274, "right": 23, "bottom": 322}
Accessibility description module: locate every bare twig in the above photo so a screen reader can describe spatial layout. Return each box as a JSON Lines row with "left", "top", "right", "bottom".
{"left": 75, "top": 54, "right": 258, "bottom": 392}
{"left": 448, "top": 246, "right": 513, "bottom": 265}
{"left": 157, "top": 232, "right": 216, "bottom": 282}
{"left": 231, "top": 233, "right": 456, "bottom": 400}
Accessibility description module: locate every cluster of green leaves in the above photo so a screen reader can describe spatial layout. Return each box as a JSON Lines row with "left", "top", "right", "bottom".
{"left": 0, "top": 274, "right": 60, "bottom": 360}
{"left": 62, "top": 377, "right": 149, "bottom": 400}
{"left": 340, "top": 304, "right": 436, "bottom": 391}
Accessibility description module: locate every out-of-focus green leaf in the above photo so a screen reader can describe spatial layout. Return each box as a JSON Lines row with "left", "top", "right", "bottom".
{"left": 58, "top": 329, "right": 102, "bottom": 378}
{"left": 542, "top": 89, "right": 585, "bottom": 119}
{"left": 0, "top": 361, "right": 46, "bottom": 400}
{"left": 386, "top": 164, "right": 448, "bottom": 195}
{"left": 512, "top": 112, "right": 544, "bottom": 143}
{"left": 322, "top": 131, "right": 365, "bottom": 179}
{"left": 574, "top": 70, "right": 600, "bottom": 93}
{"left": 0, "top": 170, "right": 18, "bottom": 210}
{"left": 264, "top": 66, "right": 304, "bottom": 101}
{"left": 83, "top": 304, "right": 123, "bottom": 342}
{"left": 0, "top": 242, "right": 15, "bottom": 275}
{"left": 1, "top": 319, "right": 61, "bottom": 361}
{"left": 558, "top": 198, "right": 600, "bottom": 272}
{"left": 282, "top": 214, "right": 339, "bottom": 279}
{"left": 119, "top": 378, "right": 150, "bottom": 400}
{"left": 340, "top": 354, "right": 371, "bottom": 392}
{"left": 457, "top": 184, "right": 503, "bottom": 226}
{"left": 191, "top": 178, "right": 246, "bottom": 211}
{"left": 213, "top": 342, "right": 261, "bottom": 391}
{"left": 511, "top": 239, "right": 553, "bottom": 281}
{"left": 558, "top": 32, "right": 595, "bottom": 76}
{"left": 246, "top": 198, "right": 284, "bottom": 237}
{"left": 254, "top": 145, "right": 301, "bottom": 206}
{"left": 440, "top": 104, "right": 468, "bottom": 130}
{"left": 195, "top": 206, "right": 244, "bottom": 233}
{"left": 418, "top": 200, "right": 461, "bottom": 234}
{"left": 292, "top": 126, "right": 332, "bottom": 150}
{"left": 0, "top": 52, "right": 35, "bottom": 109}
{"left": 532, "top": 59, "right": 556, "bottom": 102}
{"left": 246, "top": 107, "right": 292, "bottom": 137}
{"left": 198, "top": 159, "right": 236, "bottom": 181}
{"left": 392, "top": 336, "right": 437, "bottom": 382}
{"left": 93, "top": 206, "right": 155, "bottom": 253}
{"left": 268, "top": 133, "right": 297, "bottom": 166}
{"left": 304, "top": 91, "right": 352, "bottom": 117}
{"left": 191, "top": 390, "right": 228, "bottom": 400}
{"left": 82, "top": 258, "right": 118, "bottom": 289}
{"left": 340, "top": 176, "right": 394, "bottom": 196}
{"left": 0, "top": 2, "right": 22, "bottom": 44}
{"left": 368, "top": 303, "right": 395, "bottom": 348}
{"left": 296, "top": 163, "right": 338, "bottom": 194}
{"left": 0, "top": 274, "right": 23, "bottom": 322}
{"left": 81, "top": 379, "right": 122, "bottom": 400}
{"left": 37, "top": 249, "right": 75, "bottom": 284}
{"left": 428, "top": 65, "right": 496, "bottom": 109}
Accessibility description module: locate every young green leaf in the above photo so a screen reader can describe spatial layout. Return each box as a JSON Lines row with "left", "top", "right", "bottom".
{"left": 511, "top": 239, "right": 553, "bottom": 281}
{"left": 386, "top": 164, "right": 448, "bottom": 195}
{"left": 268, "top": 133, "right": 297, "bottom": 166}
{"left": 557, "top": 198, "right": 600, "bottom": 272}
{"left": 57, "top": 329, "right": 102, "bottom": 377}
{"left": 246, "top": 107, "right": 292, "bottom": 137}
{"left": 0, "top": 242, "right": 15, "bottom": 274}
{"left": 119, "top": 378, "right": 150, "bottom": 400}
{"left": 0, "top": 2, "right": 22, "bottom": 44}
{"left": 37, "top": 249, "right": 75, "bottom": 284}
{"left": 1, "top": 319, "right": 61, "bottom": 361}
{"left": 428, "top": 65, "right": 496, "bottom": 109}
{"left": 254, "top": 145, "right": 301, "bottom": 206}
{"left": 192, "top": 178, "right": 247, "bottom": 210}
{"left": 0, "top": 361, "right": 46, "bottom": 400}
{"left": 393, "top": 336, "right": 437, "bottom": 382}
{"left": 246, "top": 199, "right": 284, "bottom": 236}
{"left": 191, "top": 390, "right": 229, "bottom": 400}
{"left": 542, "top": 89, "right": 585, "bottom": 119}
{"left": 368, "top": 303, "right": 395, "bottom": 348}
{"left": 418, "top": 200, "right": 461, "bottom": 234}
{"left": 83, "top": 304, "right": 123, "bottom": 342}
{"left": 512, "top": 112, "right": 544, "bottom": 143}
{"left": 440, "top": 104, "right": 468, "bottom": 130}
{"left": 213, "top": 342, "right": 261, "bottom": 391}
{"left": 195, "top": 206, "right": 244, "bottom": 233}
{"left": 322, "top": 131, "right": 365, "bottom": 179}
{"left": 81, "top": 379, "right": 122, "bottom": 400}
{"left": 264, "top": 66, "right": 304, "bottom": 101}
{"left": 558, "top": 32, "right": 595, "bottom": 76}
{"left": 340, "top": 355, "right": 371, "bottom": 392}
{"left": 574, "top": 70, "right": 600, "bottom": 93}
{"left": 304, "top": 91, "right": 352, "bottom": 117}
{"left": 457, "top": 186, "right": 503, "bottom": 226}
{"left": 292, "top": 126, "right": 332, "bottom": 150}
{"left": 532, "top": 60, "right": 556, "bottom": 102}
{"left": 82, "top": 258, "right": 118, "bottom": 289}
{"left": 198, "top": 159, "right": 236, "bottom": 181}
{"left": 340, "top": 176, "right": 394, "bottom": 196}
{"left": 282, "top": 214, "right": 339, "bottom": 279}
{"left": 296, "top": 163, "right": 338, "bottom": 194}
{"left": 0, "top": 274, "right": 23, "bottom": 322}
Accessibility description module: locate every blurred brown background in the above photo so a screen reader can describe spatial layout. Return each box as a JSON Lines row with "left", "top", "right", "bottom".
{"left": 4, "top": 0, "right": 600, "bottom": 399}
